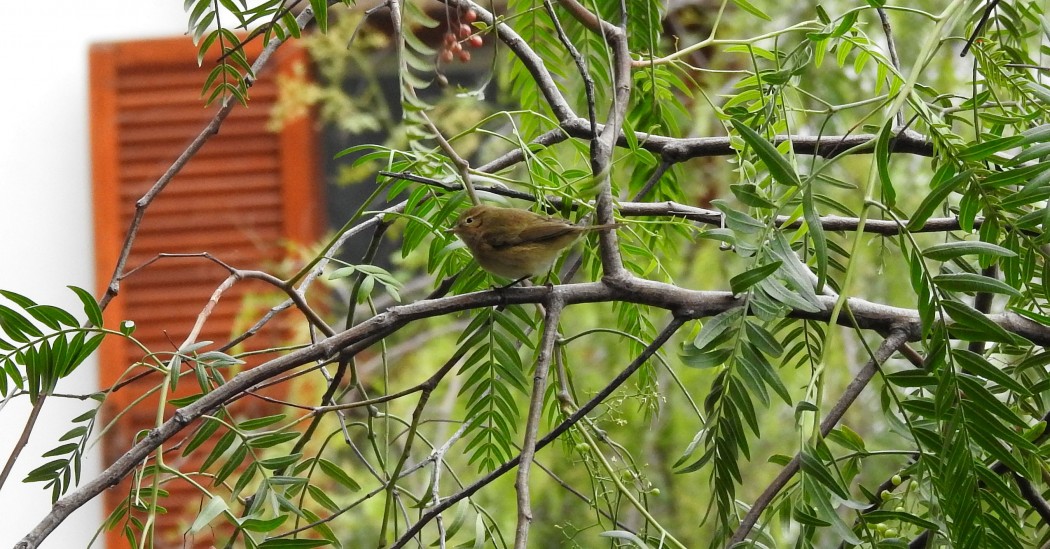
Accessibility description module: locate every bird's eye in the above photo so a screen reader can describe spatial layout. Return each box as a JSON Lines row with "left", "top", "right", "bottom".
{"left": 464, "top": 216, "right": 475, "bottom": 225}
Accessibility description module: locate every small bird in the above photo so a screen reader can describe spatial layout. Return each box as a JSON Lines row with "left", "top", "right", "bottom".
{"left": 452, "top": 204, "right": 620, "bottom": 283}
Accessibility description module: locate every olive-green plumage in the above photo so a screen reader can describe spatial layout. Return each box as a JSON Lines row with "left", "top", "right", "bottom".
{"left": 452, "top": 204, "right": 619, "bottom": 280}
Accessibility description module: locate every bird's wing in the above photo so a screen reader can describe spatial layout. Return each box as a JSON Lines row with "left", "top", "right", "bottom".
{"left": 487, "top": 221, "right": 578, "bottom": 249}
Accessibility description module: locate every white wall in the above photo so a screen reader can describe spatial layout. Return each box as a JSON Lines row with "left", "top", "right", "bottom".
{"left": 0, "top": 2, "right": 192, "bottom": 546}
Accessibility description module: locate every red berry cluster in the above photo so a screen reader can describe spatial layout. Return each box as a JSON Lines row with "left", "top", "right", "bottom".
{"left": 439, "top": 9, "right": 483, "bottom": 63}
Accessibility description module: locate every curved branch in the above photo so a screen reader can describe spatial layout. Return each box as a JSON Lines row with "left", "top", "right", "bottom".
{"left": 95, "top": 6, "right": 321, "bottom": 313}
{"left": 473, "top": 123, "right": 935, "bottom": 177}
{"left": 19, "top": 269, "right": 1050, "bottom": 545}
{"left": 384, "top": 170, "right": 980, "bottom": 235}
{"left": 551, "top": 0, "right": 632, "bottom": 277}
{"left": 513, "top": 296, "right": 562, "bottom": 549}
{"left": 560, "top": 118, "right": 935, "bottom": 161}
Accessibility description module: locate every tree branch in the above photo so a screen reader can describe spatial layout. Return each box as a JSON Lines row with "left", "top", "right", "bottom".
{"left": 95, "top": 6, "right": 321, "bottom": 313}
{"left": 389, "top": 315, "right": 688, "bottom": 548}
{"left": 513, "top": 296, "right": 563, "bottom": 549}
{"left": 729, "top": 328, "right": 911, "bottom": 545}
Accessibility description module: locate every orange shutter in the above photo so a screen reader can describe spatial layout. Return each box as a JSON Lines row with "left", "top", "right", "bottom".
{"left": 89, "top": 36, "right": 319, "bottom": 548}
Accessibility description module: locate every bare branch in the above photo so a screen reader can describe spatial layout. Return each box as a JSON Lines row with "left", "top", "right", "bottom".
{"left": 473, "top": 123, "right": 934, "bottom": 176}
{"left": 729, "top": 328, "right": 911, "bottom": 545}
{"left": 95, "top": 6, "right": 321, "bottom": 313}
{"left": 513, "top": 296, "right": 563, "bottom": 549}
{"left": 390, "top": 315, "right": 688, "bottom": 548}
{"left": 380, "top": 171, "right": 987, "bottom": 236}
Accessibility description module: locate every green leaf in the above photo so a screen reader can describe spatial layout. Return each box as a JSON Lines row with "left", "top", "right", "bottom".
{"left": 214, "top": 444, "right": 248, "bottom": 484}
{"left": 933, "top": 273, "right": 1023, "bottom": 298}
{"left": 26, "top": 305, "right": 80, "bottom": 330}
{"left": 958, "top": 135, "right": 1026, "bottom": 161}
{"left": 713, "top": 199, "right": 765, "bottom": 234}
{"left": 0, "top": 304, "right": 41, "bottom": 341}
{"left": 758, "top": 277, "right": 821, "bottom": 313}
{"left": 68, "top": 286, "right": 103, "bottom": 328}
{"left": 826, "top": 425, "right": 866, "bottom": 453}
{"left": 965, "top": 416, "right": 1030, "bottom": 476}
{"left": 941, "top": 300, "right": 1016, "bottom": 344}
{"left": 680, "top": 346, "right": 733, "bottom": 368}
{"left": 800, "top": 450, "right": 849, "bottom": 499}
{"left": 307, "top": 485, "right": 340, "bottom": 513}
{"left": 886, "top": 370, "right": 938, "bottom": 388}
{"left": 189, "top": 496, "right": 228, "bottom": 534}
{"left": 875, "top": 122, "right": 896, "bottom": 207}
{"left": 730, "top": 183, "right": 776, "bottom": 208}
{"left": 197, "top": 351, "right": 245, "bottom": 367}
{"left": 957, "top": 376, "right": 1029, "bottom": 430}
{"left": 201, "top": 431, "right": 237, "bottom": 472}
{"left": 803, "top": 185, "right": 828, "bottom": 290}
{"left": 168, "top": 354, "right": 183, "bottom": 392}
{"left": 922, "top": 241, "right": 1017, "bottom": 261}
{"left": 599, "top": 530, "right": 653, "bottom": 548}
{"left": 731, "top": 120, "right": 800, "bottom": 186}
{"left": 693, "top": 308, "right": 743, "bottom": 350}
{"left": 41, "top": 443, "right": 78, "bottom": 458}
{"left": 793, "top": 505, "right": 832, "bottom": 526}
{"left": 238, "top": 414, "right": 287, "bottom": 431}
{"left": 1021, "top": 122, "right": 1050, "bottom": 144}
{"left": 907, "top": 168, "right": 971, "bottom": 230}
{"left": 184, "top": 418, "right": 222, "bottom": 456}
{"left": 743, "top": 321, "right": 783, "bottom": 357}
{"left": 240, "top": 515, "right": 288, "bottom": 533}
{"left": 63, "top": 333, "right": 103, "bottom": 378}
{"left": 741, "top": 343, "right": 791, "bottom": 404}
{"left": 246, "top": 432, "right": 300, "bottom": 449}
{"left": 730, "top": 0, "right": 771, "bottom": 21}
{"left": 309, "top": 0, "right": 328, "bottom": 32}
{"left": 982, "top": 162, "right": 1050, "bottom": 188}
{"left": 259, "top": 454, "right": 302, "bottom": 471}
{"left": 0, "top": 289, "right": 38, "bottom": 310}
{"left": 730, "top": 261, "right": 783, "bottom": 295}
{"left": 23, "top": 459, "right": 67, "bottom": 483}
{"left": 317, "top": 458, "right": 361, "bottom": 492}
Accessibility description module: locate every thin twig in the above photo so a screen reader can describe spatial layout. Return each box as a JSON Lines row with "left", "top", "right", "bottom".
{"left": 543, "top": 0, "right": 597, "bottom": 132}
{"left": 554, "top": 0, "right": 631, "bottom": 277}
{"left": 381, "top": 171, "right": 988, "bottom": 235}
{"left": 390, "top": 316, "right": 687, "bottom": 548}
{"left": 876, "top": 8, "right": 904, "bottom": 127}
{"left": 0, "top": 394, "right": 47, "bottom": 492}
{"left": 217, "top": 202, "right": 407, "bottom": 354}
{"left": 729, "top": 328, "right": 911, "bottom": 545}
{"left": 420, "top": 111, "right": 480, "bottom": 204}
{"left": 529, "top": 456, "right": 635, "bottom": 531}
{"left": 274, "top": 421, "right": 472, "bottom": 540}
{"left": 961, "top": 0, "right": 1001, "bottom": 57}
{"left": 95, "top": 7, "right": 321, "bottom": 314}
{"left": 513, "top": 295, "right": 564, "bottom": 549}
